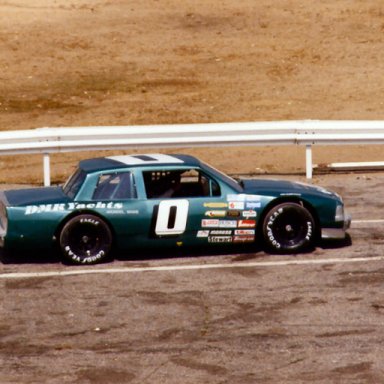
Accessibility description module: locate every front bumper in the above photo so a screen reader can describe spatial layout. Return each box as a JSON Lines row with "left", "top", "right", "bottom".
{"left": 321, "top": 214, "right": 351, "bottom": 240}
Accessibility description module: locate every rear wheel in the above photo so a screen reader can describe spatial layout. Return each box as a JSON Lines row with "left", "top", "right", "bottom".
{"left": 59, "top": 214, "right": 113, "bottom": 264}
{"left": 262, "top": 202, "right": 315, "bottom": 253}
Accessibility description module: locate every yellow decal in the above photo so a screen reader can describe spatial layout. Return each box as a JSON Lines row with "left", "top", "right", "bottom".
{"left": 203, "top": 202, "right": 228, "bottom": 208}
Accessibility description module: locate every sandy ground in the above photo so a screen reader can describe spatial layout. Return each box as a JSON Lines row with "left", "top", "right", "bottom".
{"left": 1, "top": 0, "right": 384, "bottom": 183}
{"left": 0, "top": 173, "right": 384, "bottom": 383}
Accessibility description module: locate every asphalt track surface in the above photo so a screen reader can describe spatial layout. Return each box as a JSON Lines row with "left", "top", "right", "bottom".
{"left": 1, "top": 173, "right": 384, "bottom": 384}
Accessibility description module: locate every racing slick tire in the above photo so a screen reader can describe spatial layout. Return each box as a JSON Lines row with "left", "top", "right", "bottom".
{"left": 59, "top": 214, "right": 113, "bottom": 264}
{"left": 262, "top": 202, "right": 315, "bottom": 254}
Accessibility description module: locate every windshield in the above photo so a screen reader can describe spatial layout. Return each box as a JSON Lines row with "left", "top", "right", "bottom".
{"left": 200, "top": 161, "right": 243, "bottom": 192}
{"left": 62, "top": 168, "right": 87, "bottom": 199}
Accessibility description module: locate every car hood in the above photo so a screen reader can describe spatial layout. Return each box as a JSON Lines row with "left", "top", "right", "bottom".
{"left": 3, "top": 186, "right": 69, "bottom": 206}
{"left": 241, "top": 179, "right": 339, "bottom": 199}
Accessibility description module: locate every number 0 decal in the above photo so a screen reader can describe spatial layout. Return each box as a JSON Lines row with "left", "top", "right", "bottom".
{"left": 155, "top": 199, "right": 189, "bottom": 236}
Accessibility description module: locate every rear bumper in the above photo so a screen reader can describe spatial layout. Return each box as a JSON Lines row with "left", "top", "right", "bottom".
{"left": 0, "top": 202, "right": 7, "bottom": 248}
{"left": 321, "top": 214, "right": 351, "bottom": 240}
{"left": 0, "top": 223, "right": 6, "bottom": 247}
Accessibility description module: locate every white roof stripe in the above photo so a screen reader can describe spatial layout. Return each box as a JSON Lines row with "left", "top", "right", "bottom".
{"left": 107, "top": 154, "right": 184, "bottom": 165}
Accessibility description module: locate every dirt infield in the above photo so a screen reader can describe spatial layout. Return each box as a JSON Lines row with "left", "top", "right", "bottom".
{"left": 1, "top": 173, "right": 384, "bottom": 383}
{"left": 1, "top": 0, "right": 384, "bottom": 183}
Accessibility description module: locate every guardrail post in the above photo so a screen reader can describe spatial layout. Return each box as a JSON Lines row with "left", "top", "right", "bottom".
{"left": 306, "top": 144, "right": 313, "bottom": 179}
{"left": 43, "top": 153, "right": 51, "bottom": 187}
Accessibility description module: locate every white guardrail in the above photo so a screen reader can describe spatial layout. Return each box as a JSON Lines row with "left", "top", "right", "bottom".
{"left": 1, "top": 120, "right": 384, "bottom": 186}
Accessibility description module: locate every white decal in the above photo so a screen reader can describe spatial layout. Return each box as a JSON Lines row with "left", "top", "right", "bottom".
{"left": 245, "top": 195, "right": 261, "bottom": 201}
{"left": 202, "top": 219, "right": 220, "bottom": 228}
{"left": 246, "top": 202, "right": 261, "bottom": 209}
{"left": 197, "top": 230, "right": 209, "bottom": 238}
{"left": 227, "top": 194, "right": 246, "bottom": 201}
{"left": 208, "top": 236, "right": 233, "bottom": 243}
{"left": 107, "top": 154, "right": 184, "bottom": 165}
{"left": 235, "top": 229, "right": 255, "bottom": 235}
{"left": 228, "top": 201, "right": 245, "bottom": 210}
{"left": 242, "top": 210, "right": 257, "bottom": 218}
{"left": 25, "top": 203, "right": 66, "bottom": 215}
{"left": 155, "top": 199, "right": 189, "bottom": 236}
{"left": 210, "top": 230, "right": 232, "bottom": 235}
{"left": 218, "top": 220, "right": 238, "bottom": 228}
{"left": 25, "top": 202, "right": 124, "bottom": 215}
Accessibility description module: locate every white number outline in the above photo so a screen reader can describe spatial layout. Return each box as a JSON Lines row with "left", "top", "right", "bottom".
{"left": 155, "top": 199, "right": 189, "bottom": 236}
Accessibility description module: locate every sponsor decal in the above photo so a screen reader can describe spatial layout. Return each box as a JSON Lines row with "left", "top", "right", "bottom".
{"left": 208, "top": 236, "right": 233, "bottom": 243}
{"left": 210, "top": 230, "right": 232, "bottom": 235}
{"left": 242, "top": 210, "right": 257, "bottom": 218}
{"left": 219, "top": 220, "right": 238, "bottom": 228}
{"left": 202, "top": 219, "right": 220, "bottom": 228}
{"left": 228, "top": 201, "right": 245, "bottom": 210}
{"left": 238, "top": 220, "right": 256, "bottom": 228}
{"left": 25, "top": 202, "right": 124, "bottom": 215}
{"left": 25, "top": 203, "right": 66, "bottom": 215}
{"left": 233, "top": 235, "right": 255, "bottom": 243}
{"left": 245, "top": 195, "right": 261, "bottom": 201}
{"left": 197, "top": 230, "right": 210, "bottom": 238}
{"left": 227, "top": 194, "right": 261, "bottom": 202}
{"left": 246, "top": 202, "right": 261, "bottom": 209}
{"left": 205, "top": 210, "right": 226, "bottom": 218}
{"left": 227, "top": 210, "right": 241, "bottom": 217}
{"left": 126, "top": 209, "right": 140, "bottom": 215}
{"left": 204, "top": 202, "right": 228, "bottom": 208}
{"left": 106, "top": 209, "right": 125, "bottom": 214}
{"left": 227, "top": 194, "right": 246, "bottom": 201}
{"left": 235, "top": 229, "right": 255, "bottom": 235}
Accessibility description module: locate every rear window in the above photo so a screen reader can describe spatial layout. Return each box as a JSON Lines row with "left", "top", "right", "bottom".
{"left": 63, "top": 169, "right": 87, "bottom": 199}
{"left": 92, "top": 172, "right": 137, "bottom": 200}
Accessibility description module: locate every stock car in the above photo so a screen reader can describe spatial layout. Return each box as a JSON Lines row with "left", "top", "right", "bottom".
{"left": 0, "top": 154, "right": 350, "bottom": 264}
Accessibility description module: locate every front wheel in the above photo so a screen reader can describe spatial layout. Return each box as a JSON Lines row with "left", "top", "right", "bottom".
{"left": 59, "top": 214, "right": 113, "bottom": 264}
{"left": 262, "top": 202, "right": 315, "bottom": 254}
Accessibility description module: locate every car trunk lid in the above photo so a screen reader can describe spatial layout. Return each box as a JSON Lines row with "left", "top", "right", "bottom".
{"left": 3, "top": 186, "right": 69, "bottom": 206}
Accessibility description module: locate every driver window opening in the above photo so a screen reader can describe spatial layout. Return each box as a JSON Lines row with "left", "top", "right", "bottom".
{"left": 143, "top": 169, "right": 220, "bottom": 199}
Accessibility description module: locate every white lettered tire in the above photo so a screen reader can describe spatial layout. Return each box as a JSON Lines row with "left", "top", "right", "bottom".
{"left": 59, "top": 214, "right": 113, "bottom": 264}
{"left": 262, "top": 202, "right": 315, "bottom": 253}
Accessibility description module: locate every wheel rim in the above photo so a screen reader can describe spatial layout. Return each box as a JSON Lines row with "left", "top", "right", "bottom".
{"left": 272, "top": 209, "right": 308, "bottom": 248}
{"left": 69, "top": 222, "right": 104, "bottom": 257}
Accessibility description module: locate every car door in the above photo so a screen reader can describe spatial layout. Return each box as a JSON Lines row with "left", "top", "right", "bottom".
{"left": 139, "top": 167, "right": 231, "bottom": 248}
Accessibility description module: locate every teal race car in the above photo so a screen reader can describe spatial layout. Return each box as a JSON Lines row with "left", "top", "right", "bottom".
{"left": 0, "top": 154, "right": 350, "bottom": 264}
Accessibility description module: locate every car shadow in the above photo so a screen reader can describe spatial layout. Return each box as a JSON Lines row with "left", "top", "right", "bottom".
{"left": 0, "top": 249, "right": 62, "bottom": 265}
{"left": 0, "top": 237, "right": 352, "bottom": 265}
{"left": 319, "top": 233, "right": 352, "bottom": 250}
{"left": 113, "top": 244, "right": 263, "bottom": 262}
